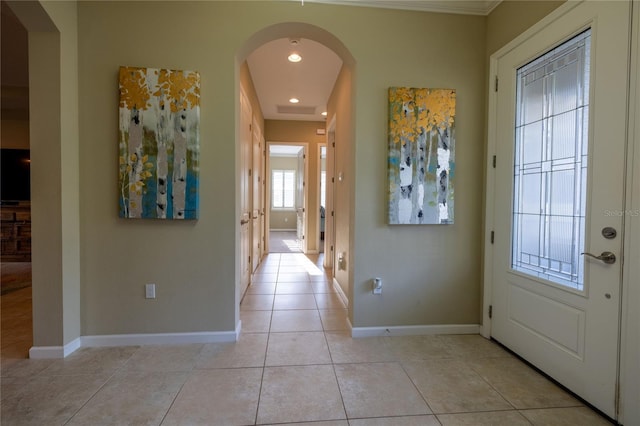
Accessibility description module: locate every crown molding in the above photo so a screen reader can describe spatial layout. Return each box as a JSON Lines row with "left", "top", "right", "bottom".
{"left": 300, "top": 0, "right": 502, "bottom": 16}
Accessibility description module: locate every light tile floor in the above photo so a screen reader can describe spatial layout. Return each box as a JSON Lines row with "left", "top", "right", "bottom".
{"left": 0, "top": 253, "right": 613, "bottom": 425}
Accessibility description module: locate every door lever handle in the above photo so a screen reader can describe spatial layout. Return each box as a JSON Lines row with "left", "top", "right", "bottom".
{"left": 240, "top": 219, "right": 250, "bottom": 225}
{"left": 581, "top": 251, "right": 616, "bottom": 264}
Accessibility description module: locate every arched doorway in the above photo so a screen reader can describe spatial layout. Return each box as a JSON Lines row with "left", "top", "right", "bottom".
{"left": 235, "top": 22, "right": 355, "bottom": 328}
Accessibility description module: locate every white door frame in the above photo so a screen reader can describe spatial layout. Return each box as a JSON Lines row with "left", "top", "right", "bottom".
{"left": 620, "top": 2, "right": 640, "bottom": 424}
{"left": 483, "top": 2, "right": 639, "bottom": 423}
{"left": 266, "top": 141, "right": 309, "bottom": 254}
{"left": 317, "top": 142, "right": 327, "bottom": 254}
{"left": 239, "top": 87, "right": 252, "bottom": 299}
{"left": 324, "top": 116, "right": 336, "bottom": 270}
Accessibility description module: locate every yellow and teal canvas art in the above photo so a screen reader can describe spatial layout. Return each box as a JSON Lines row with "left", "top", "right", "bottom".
{"left": 118, "top": 66, "right": 200, "bottom": 219}
{"left": 388, "top": 87, "right": 456, "bottom": 224}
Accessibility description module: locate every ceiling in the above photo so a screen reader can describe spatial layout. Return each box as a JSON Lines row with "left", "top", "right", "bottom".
{"left": 247, "top": 0, "right": 501, "bottom": 123}
{"left": 2, "top": 1, "right": 502, "bottom": 125}
{"left": 247, "top": 37, "right": 342, "bottom": 122}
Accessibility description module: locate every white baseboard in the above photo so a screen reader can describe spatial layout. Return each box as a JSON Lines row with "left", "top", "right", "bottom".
{"left": 333, "top": 277, "right": 349, "bottom": 307}
{"left": 351, "top": 324, "right": 481, "bottom": 338}
{"left": 29, "top": 337, "right": 82, "bottom": 359}
{"left": 30, "top": 327, "right": 240, "bottom": 358}
{"left": 81, "top": 329, "right": 239, "bottom": 348}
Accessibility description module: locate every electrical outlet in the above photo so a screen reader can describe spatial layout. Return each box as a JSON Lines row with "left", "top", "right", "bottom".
{"left": 145, "top": 283, "right": 156, "bottom": 299}
{"left": 338, "top": 252, "right": 346, "bottom": 270}
{"left": 372, "top": 277, "right": 382, "bottom": 295}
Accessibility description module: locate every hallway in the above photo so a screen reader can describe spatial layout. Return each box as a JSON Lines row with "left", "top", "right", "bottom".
{"left": 267, "top": 231, "right": 302, "bottom": 253}
{"left": 0, "top": 253, "right": 611, "bottom": 425}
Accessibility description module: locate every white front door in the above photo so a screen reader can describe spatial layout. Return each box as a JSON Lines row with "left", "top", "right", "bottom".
{"left": 488, "top": 1, "right": 630, "bottom": 418}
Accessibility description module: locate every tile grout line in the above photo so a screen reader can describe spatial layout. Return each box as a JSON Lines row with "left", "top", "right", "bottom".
{"left": 60, "top": 349, "right": 139, "bottom": 426}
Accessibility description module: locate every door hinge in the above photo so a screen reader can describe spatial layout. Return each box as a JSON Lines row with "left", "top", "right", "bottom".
{"left": 332, "top": 142, "right": 335, "bottom": 148}
{"left": 490, "top": 231, "right": 494, "bottom": 244}
{"left": 488, "top": 305, "right": 493, "bottom": 319}
{"left": 303, "top": 154, "right": 306, "bottom": 159}
{"left": 332, "top": 177, "right": 335, "bottom": 183}
{"left": 331, "top": 211, "right": 334, "bottom": 217}
{"left": 492, "top": 155, "right": 496, "bottom": 168}
{"left": 249, "top": 124, "right": 252, "bottom": 131}
{"left": 248, "top": 169, "right": 252, "bottom": 177}
{"left": 248, "top": 255, "right": 251, "bottom": 264}
{"left": 494, "top": 76, "right": 498, "bottom": 92}
{"left": 330, "top": 245, "right": 334, "bottom": 251}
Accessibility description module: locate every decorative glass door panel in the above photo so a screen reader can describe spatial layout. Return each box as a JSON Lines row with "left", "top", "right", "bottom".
{"left": 512, "top": 30, "right": 590, "bottom": 290}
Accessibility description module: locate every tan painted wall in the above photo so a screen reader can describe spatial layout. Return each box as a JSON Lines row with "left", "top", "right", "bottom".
{"left": 76, "top": 1, "right": 488, "bottom": 335}
{"left": 44, "top": 0, "right": 81, "bottom": 349}
{"left": 348, "top": 8, "right": 486, "bottom": 327}
{"left": 8, "top": 0, "right": 81, "bottom": 348}
{"left": 486, "top": 0, "right": 565, "bottom": 55}
{"left": 240, "top": 61, "right": 264, "bottom": 126}
{"left": 326, "top": 64, "right": 353, "bottom": 301}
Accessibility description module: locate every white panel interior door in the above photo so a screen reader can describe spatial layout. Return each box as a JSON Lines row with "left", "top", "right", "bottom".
{"left": 251, "top": 116, "right": 262, "bottom": 273}
{"left": 324, "top": 127, "right": 335, "bottom": 269}
{"left": 296, "top": 146, "right": 307, "bottom": 253}
{"left": 490, "top": 1, "right": 630, "bottom": 418}
{"left": 239, "top": 90, "right": 252, "bottom": 298}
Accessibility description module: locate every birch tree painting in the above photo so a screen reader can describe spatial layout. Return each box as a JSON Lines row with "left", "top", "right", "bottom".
{"left": 388, "top": 87, "right": 456, "bottom": 224}
{"left": 118, "top": 66, "right": 200, "bottom": 219}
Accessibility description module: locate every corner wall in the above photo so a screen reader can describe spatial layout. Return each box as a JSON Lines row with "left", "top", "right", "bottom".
{"left": 7, "top": 0, "right": 81, "bottom": 354}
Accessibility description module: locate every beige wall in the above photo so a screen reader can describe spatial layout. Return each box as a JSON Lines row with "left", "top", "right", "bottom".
{"left": 348, "top": 9, "right": 486, "bottom": 327}
{"left": 75, "top": 1, "right": 486, "bottom": 336}
{"left": 486, "top": 0, "right": 565, "bottom": 55}
{"left": 326, "top": 64, "right": 353, "bottom": 301}
{"left": 240, "top": 61, "right": 264, "bottom": 126}
{"left": 269, "top": 210, "right": 297, "bottom": 230}
{"left": 265, "top": 120, "right": 326, "bottom": 248}
{"left": 8, "top": 0, "right": 81, "bottom": 349}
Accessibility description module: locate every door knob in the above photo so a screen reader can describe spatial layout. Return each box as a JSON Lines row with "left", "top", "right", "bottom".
{"left": 581, "top": 251, "right": 616, "bottom": 264}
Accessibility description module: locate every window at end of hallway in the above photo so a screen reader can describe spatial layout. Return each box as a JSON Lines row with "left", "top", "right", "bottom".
{"left": 272, "top": 170, "right": 295, "bottom": 209}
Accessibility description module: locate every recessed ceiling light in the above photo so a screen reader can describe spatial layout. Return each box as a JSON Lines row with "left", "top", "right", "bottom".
{"left": 289, "top": 98, "right": 300, "bottom": 104}
{"left": 321, "top": 111, "right": 327, "bottom": 116}
{"left": 288, "top": 53, "right": 302, "bottom": 63}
